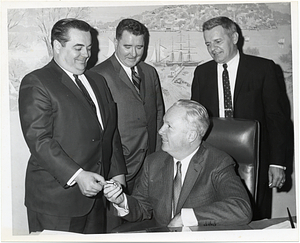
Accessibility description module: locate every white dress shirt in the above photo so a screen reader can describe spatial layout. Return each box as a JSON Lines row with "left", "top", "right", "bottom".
{"left": 173, "top": 147, "right": 199, "bottom": 226}
{"left": 55, "top": 63, "right": 104, "bottom": 186}
{"left": 63, "top": 69, "right": 104, "bottom": 129}
{"left": 216, "top": 54, "right": 286, "bottom": 171}
{"left": 114, "top": 147, "right": 200, "bottom": 226}
{"left": 217, "top": 51, "right": 239, "bottom": 117}
{"left": 115, "top": 54, "right": 138, "bottom": 84}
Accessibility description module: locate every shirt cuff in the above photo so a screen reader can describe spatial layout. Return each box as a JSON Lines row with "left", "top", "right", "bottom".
{"left": 113, "top": 194, "right": 129, "bottom": 217}
{"left": 181, "top": 208, "right": 198, "bottom": 226}
{"left": 67, "top": 168, "right": 83, "bottom": 186}
{"left": 270, "top": 165, "right": 286, "bottom": 170}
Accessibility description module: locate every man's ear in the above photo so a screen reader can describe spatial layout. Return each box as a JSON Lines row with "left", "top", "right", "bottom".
{"left": 232, "top": 32, "right": 239, "bottom": 45}
{"left": 187, "top": 130, "right": 198, "bottom": 143}
{"left": 114, "top": 38, "right": 118, "bottom": 50}
{"left": 53, "top": 40, "right": 62, "bottom": 54}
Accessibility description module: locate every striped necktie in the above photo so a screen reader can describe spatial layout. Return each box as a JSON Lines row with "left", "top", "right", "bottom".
{"left": 131, "top": 67, "right": 141, "bottom": 93}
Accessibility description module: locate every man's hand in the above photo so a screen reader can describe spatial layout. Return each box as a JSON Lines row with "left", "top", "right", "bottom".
{"left": 168, "top": 213, "right": 183, "bottom": 227}
{"left": 103, "top": 181, "right": 125, "bottom": 207}
{"left": 74, "top": 170, "right": 105, "bottom": 197}
{"left": 268, "top": 167, "right": 286, "bottom": 188}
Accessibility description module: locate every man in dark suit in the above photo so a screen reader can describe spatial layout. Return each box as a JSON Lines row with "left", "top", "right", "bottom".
{"left": 91, "top": 19, "right": 164, "bottom": 196}
{"left": 191, "top": 16, "right": 291, "bottom": 219}
{"left": 91, "top": 18, "right": 164, "bottom": 232}
{"left": 104, "top": 100, "right": 252, "bottom": 227}
{"left": 18, "top": 18, "right": 127, "bottom": 234}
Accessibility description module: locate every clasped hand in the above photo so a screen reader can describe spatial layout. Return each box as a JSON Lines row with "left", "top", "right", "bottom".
{"left": 103, "top": 181, "right": 125, "bottom": 206}
{"left": 75, "top": 170, "right": 125, "bottom": 205}
{"left": 75, "top": 170, "right": 106, "bottom": 197}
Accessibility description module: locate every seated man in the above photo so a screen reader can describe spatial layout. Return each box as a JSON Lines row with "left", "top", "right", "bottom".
{"left": 104, "top": 99, "right": 252, "bottom": 227}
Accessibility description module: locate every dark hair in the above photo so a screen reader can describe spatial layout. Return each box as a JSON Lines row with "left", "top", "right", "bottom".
{"left": 202, "top": 16, "right": 237, "bottom": 35}
{"left": 51, "top": 18, "right": 91, "bottom": 47}
{"left": 116, "top": 18, "right": 149, "bottom": 41}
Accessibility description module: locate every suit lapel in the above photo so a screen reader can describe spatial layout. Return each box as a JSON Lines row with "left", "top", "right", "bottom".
{"left": 209, "top": 62, "right": 220, "bottom": 116}
{"left": 57, "top": 64, "right": 100, "bottom": 127}
{"left": 60, "top": 71, "right": 93, "bottom": 113}
{"left": 234, "top": 54, "right": 248, "bottom": 105}
{"left": 49, "top": 60, "right": 81, "bottom": 102}
{"left": 137, "top": 65, "right": 146, "bottom": 101}
{"left": 110, "top": 54, "right": 142, "bottom": 101}
{"left": 85, "top": 73, "right": 106, "bottom": 130}
{"left": 175, "top": 147, "right": 204, "bottom": 214}
{"left": 160, "top": 156, "right": 175, "bottom": 220}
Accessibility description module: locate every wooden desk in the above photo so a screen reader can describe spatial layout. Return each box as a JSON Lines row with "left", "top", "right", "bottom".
{"left": 248, "top": 216, "right": 296, "bottom": 229}
{"left": 111, "top": 216, "right": 296, "bottom": 233}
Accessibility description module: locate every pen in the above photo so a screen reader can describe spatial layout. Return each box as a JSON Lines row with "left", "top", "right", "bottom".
{"left": 287, "top": 207, "right": 295, "bottom": 228}
{"left": 106, "top": 181, "right": 118, "bottom": 187}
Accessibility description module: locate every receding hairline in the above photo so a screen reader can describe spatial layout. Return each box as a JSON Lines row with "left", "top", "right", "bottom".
{"left": 202, "top": 16, "right": 237, "bottom": 35}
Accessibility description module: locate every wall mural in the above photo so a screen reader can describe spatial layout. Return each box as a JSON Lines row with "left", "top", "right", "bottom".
{"left": 7, "top": 2, "right": 293, "bottom": 111}
{"left": 4, "top": 1, "right": 296, "bottom": 236}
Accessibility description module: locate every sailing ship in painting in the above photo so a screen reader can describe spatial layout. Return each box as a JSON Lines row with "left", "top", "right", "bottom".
{"left": 150, "top": 32, "right": 202, "bottom": 67}
{"left": 278, "top": 37, "right": 285, "bottom": 48}
{"left": 278, "top": 37, "right": 285, "bottom": 45}
{"left": 105, "top": 38, "right": 115, "bottom": 58}
{"left": 150, "top": 39, "right": 169, "bottom": 66}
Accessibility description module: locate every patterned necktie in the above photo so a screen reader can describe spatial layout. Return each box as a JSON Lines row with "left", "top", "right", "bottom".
{"left": 73, "top": 74, "right": 97, "bottom": 115}
{"left": 131, "top": 67, "right": 141, "bottom": 93}
{"left": 173, "top": 161, "right": 182, "bottom": 214}
{"left": 222, "top": 63, "right": 233, "bottom": 118}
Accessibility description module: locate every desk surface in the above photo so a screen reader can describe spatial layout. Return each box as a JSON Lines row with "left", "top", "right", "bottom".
{"left": 38, "top": 217, "right": 297, "bottom": 235}
{"left": 111, "top": 216, "right": 297, "bottom": 233}
{"left": 248, "top": 216, "right": 296, "bottom": 229}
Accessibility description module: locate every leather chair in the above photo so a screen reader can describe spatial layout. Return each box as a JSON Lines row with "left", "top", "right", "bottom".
{"left": 204, "top": 117, "right": 260, "bottom": 203}
{"left": 111, "top": 117, "right": 260, "bottom": 233}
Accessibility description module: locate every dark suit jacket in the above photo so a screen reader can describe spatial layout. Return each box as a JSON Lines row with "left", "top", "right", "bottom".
{"left": 124, "top": 142, "right": 252, "bottom": 226}
{"left": 91, "top": 54, "right": 164, "bottom": 192}
{"left": 19, "top": 59, "right": 127, "bottom": 217}
{"left": 191, "top": 53, "right": 290, "bottom": 171}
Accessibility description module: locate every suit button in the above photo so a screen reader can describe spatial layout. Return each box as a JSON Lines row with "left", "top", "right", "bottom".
{"left": 92, "top": 139, "right": 95, "bottom": 142}
{"left": 97, "top": 161, "right": 101, "bottom": 165}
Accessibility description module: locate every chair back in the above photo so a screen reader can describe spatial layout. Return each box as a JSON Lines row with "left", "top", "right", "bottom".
{"left": 204, "top": 117, "right": 260, "bottom": 202}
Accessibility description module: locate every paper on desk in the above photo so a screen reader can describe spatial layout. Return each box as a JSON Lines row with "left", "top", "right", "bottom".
{"left": 40, "top": 230, "right": 83, "bottom": 235}
{"left": 182, "top": 226, "right": 192, "bottom": 232}
{"left": 264, "top": 220, "right": 297, "bottom": 229}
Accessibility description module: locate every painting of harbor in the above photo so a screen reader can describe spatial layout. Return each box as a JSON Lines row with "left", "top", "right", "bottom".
{"left": 3, "top": 1, "right": 296, "bottom": 237}
{"left": 7, "top": 2, "right": 293, "bottom": 110}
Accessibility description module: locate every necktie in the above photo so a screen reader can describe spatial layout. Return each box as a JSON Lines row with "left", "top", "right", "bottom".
{"left": 73, "top": 74, "right": 97, "bottom": 115}
{"left": 222, "top": 63, "right": 233, "bottom": 118}
{"left": 173, "top": 161, "right": 182, "bottom": 214}
{"left": 131, "top": 67, "right": 141, "bottom": 93}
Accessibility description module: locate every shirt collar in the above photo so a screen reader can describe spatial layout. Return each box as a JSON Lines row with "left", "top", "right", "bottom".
{"left": 218, "top": 51, "right": 240, "bottom": 68}
{"left": 114, "top": 53, "right": 133, "bottom": 75}
{"left": 173, "top": 146, "right": 199, "bottom": 164}
{"left": 54, "top": 60, "right": 84, "bottom": 80}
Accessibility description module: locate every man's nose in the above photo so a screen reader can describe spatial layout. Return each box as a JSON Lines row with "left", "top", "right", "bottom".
{"left": 131, "top": 48, "right": 137, "bottom": 57}
{"left": 81, "top": 48, "right": 90, "bottom": 57}
{"left": 210, "top": 43, "right": 216, "bottom": 52}
{"left": 158, "top": 125, "right": 165, "bottom": 135}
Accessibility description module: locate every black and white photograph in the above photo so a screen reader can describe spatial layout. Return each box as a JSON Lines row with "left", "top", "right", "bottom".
{"left": 1, "top": 0, "right": 298, "bottom": 242}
